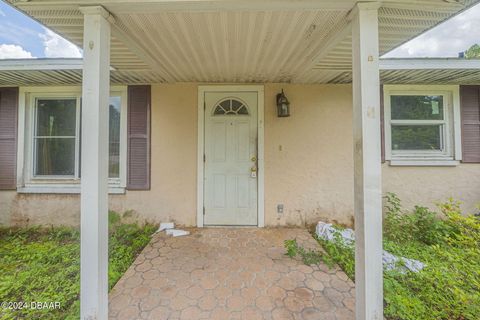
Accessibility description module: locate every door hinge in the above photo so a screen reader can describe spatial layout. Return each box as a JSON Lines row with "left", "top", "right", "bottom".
{"left": 203, "top": 154, "right": 206, "bottom": 162}
{"left": 204, "top": 101, "right": 206, "bottom": 110}
{"left": 203, "top": 207, "right": 205, "bottom": 215}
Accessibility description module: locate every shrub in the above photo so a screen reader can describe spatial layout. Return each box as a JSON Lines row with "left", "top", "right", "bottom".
{"left": 439, "top": 199, "right": 480, "bottom": 249}
{"left": 383, "top": 192, "right": 407, "bottom": 243}
{"left": 384, "top": 193, "right": 450, "bottom": 245}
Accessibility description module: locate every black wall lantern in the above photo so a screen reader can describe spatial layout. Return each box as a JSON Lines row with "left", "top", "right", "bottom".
{"left": 276, "top": 89, "right": 290, "bottom": 117}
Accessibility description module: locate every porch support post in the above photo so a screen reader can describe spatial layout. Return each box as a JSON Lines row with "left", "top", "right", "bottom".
{"left": 351, "top": 3, "right": 383, "bottom": 320}
{"left": 79, "top": 6, "right": 111, "bottom": 320}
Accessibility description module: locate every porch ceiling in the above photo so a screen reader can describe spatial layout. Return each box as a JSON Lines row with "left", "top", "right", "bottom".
{"left": 5, "top": 0, "right": 480, "bottom": 84}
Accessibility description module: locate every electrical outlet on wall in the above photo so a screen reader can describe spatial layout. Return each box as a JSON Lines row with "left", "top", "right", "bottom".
{"left": 277, "top": 204, "right": 284, "bottom": 214}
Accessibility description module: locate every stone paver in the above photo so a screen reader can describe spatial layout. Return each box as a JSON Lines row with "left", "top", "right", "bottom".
{"left": 109, "top": 228, "right": 354, "bottom": 320}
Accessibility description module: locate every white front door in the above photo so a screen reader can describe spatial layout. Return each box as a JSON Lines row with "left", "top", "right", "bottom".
{"left": 204, "top": 91, "right": 258, "bottom": 226}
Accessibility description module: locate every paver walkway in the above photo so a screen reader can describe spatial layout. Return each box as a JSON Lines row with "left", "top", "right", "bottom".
{"left": 109, "top": 228, "right": 355, "bottom": 320}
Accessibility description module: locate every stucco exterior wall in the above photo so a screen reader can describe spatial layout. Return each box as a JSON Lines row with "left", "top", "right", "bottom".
{"left": 0, "top": 193, "right": 79, "bottom": 226}
{"left": 0, "top": 83, "right": 478, "bottom": 227}
{"left": 264, "top": 84, "right": 355, "bottom": 226}
{"left": 382, "top": 165, "right": 480, "bottom": 214}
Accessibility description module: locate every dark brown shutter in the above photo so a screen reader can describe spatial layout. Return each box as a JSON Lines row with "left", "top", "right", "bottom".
{"left": 380, "top": 86, "right": 385, "bottom": 163}
{"left": 0, "top": 87, "right": 18, "bottom": 190}
{"left": 460, "top": 85, "right": 480, "bottom": 163}
{"left": 127, "top": 85, "right": 151, "bottom": 190}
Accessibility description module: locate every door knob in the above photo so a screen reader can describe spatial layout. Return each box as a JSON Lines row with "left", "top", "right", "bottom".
{"left": 251, "top": 156, "right": 257, "bottom": 162}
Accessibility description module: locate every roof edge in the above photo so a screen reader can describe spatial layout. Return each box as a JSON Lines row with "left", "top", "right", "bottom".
{"left": 379, "top": 57, "right": 480, "bottom": 70}
{"left": 0, "top": 58, "right": 83, "bottom": 71}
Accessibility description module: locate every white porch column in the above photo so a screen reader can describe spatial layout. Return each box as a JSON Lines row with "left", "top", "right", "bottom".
{"left": 351, "top": 3, "right": 383, "bottom": 320}
{"left": 80, "top": 6, "right": 111, "bottom": 320}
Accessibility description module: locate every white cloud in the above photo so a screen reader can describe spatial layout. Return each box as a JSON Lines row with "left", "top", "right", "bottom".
{"left": 384, "top": 3, "right": 480, "bottom": 58}
{"left": 0, "top": 44, "right": 35, "bottom": 59}
{"left": 39, "top": 28, "right": 82, "bottom": 58}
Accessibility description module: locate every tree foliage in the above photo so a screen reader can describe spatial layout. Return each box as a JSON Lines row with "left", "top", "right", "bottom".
{"left": 464, "top": 44, "right": 480, "bottom": 59}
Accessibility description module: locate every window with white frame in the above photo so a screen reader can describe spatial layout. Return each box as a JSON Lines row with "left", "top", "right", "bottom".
{"left": 34, "top": 98, "right": 79, "bottom": 177}
{"left": 384, "top": 85, "right": 461, "bottom": 164}
{"left": 20, "top": 87, "right": 127, "bottom": 192}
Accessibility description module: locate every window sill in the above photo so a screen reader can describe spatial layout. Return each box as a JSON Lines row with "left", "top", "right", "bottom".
{"left": 389, "top": 160, "right": 459, "bottom": 167}
{"left": 17, "top": 184, "right": 126, "bottom": 194}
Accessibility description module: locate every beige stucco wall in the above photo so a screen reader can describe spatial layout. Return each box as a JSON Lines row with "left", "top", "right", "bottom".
{"left": 264, "top": 84, "right": 355, "bottom": 226}
{"left": 0, "top": 83, "right": 479, "bottom": 227}
{"left": 382, "top": 165, "right": 480, "bottom": 214}
{"left": 0, "top": 192, "right": 79, "bottom": 226}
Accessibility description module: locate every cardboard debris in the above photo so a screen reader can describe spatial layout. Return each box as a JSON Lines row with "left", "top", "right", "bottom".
{"left": 157, "top": 222, "right": 174, "bottom": 232}
{"left": 316, "top": 221, "right": 354, "bottom": 243}
{"left": 316, "top": 221, "right": 425, "bottom": 273}
{"left": 166, "top": 229, "right": 190, "bottom": 237}
{"left": 382, "top": 250, "right": 425, "bottom": 273}
{"left": 155, "top": 222, "right": 189, "bottom": 237}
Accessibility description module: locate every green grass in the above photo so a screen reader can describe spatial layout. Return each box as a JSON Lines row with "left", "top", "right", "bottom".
{"left": 0, "top": 212, "right": 156, "bottom": 320}
{"left": 285, "top": 195, "right": 480, "bottom": 320}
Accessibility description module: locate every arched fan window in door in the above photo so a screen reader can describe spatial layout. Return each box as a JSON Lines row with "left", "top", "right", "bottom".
{"left": 213, "top": 98, "right": 249, "bottom": 115}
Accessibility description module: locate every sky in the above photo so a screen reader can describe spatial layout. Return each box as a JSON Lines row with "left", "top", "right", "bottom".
{"left": 384, "top": 2, "right": 480, "bottom": 58}
{"left": 0, "top": 1, "right": 479, "bottom": 59}
{"left": 0, "top": 1, "right": 81, "bottom": 59}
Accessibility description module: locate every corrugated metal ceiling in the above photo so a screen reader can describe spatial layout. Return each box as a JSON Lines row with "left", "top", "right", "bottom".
{"left": 4, "top": 0, "right": 480, "bottom": 84}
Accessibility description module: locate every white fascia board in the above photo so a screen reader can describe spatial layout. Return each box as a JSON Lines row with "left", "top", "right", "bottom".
{"left": 14, "top": 0, "right": 359, "bottom": 12}
{"left": 13, "top": 0, "right": 469, "bottom": 13}
{"left": 380, "top": 58, "right": 480, "bottom": 71}
{"left": 0, "top": 58, "right": 83, "bottom": 71}
{"left": 0, "top": 59, "right": 118, "bottom": 72}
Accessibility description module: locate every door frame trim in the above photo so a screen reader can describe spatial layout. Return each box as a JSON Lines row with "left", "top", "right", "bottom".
{"left": 197, "top": 85, "right": 265, "bottom": 228}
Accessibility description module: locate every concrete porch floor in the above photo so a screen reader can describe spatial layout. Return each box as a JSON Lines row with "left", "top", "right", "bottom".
{"left": 109, "top": 228, "right": 355, "bottom": 320}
